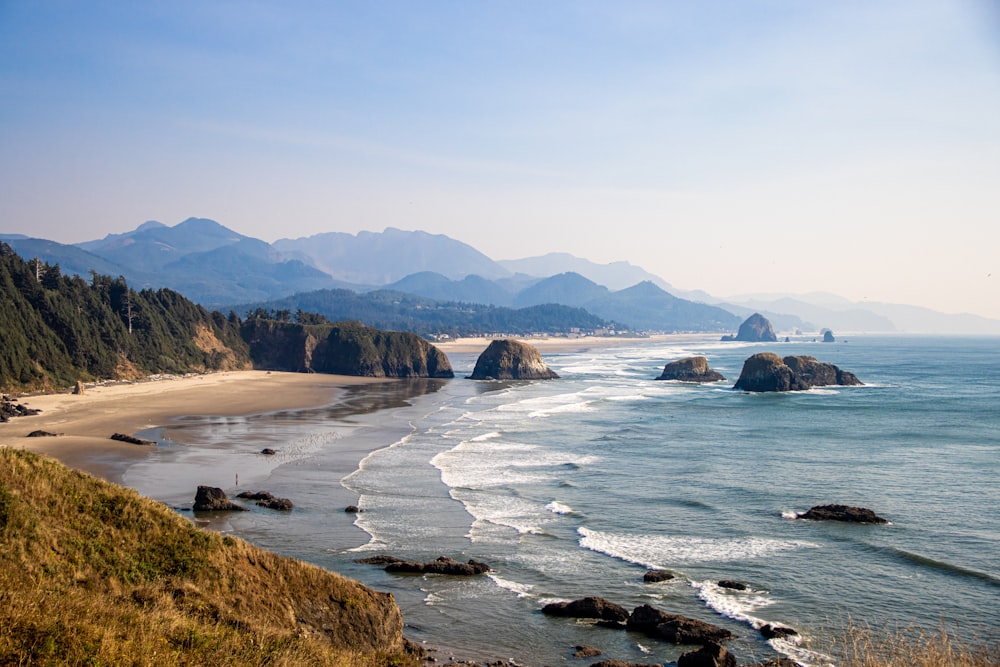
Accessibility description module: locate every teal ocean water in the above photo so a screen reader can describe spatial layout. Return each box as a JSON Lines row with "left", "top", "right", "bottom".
{"left": 127, "top": 335, "right": 1000, "bottom": 665}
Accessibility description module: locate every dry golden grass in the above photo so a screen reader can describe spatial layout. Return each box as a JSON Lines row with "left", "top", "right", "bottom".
{"left": 0, "top": 448, "right": 420, "bottom": 666}
{"left": 827, "top": 619, "right": 999, "bottom": 667}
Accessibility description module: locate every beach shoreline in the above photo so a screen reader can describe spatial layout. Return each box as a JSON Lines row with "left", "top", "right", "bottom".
{"left": 0, "top": 334, "right": 718, "bottom": 481}
{"left": 0, "top": 370, "right": 390, "bottom": 484}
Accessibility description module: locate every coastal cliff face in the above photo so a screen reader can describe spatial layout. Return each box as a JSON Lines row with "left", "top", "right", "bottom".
{"left": 468, "top": 339, "right": 559, "bottom": 380}
{"left": 241, "top": 319, "right": 454, "bottom": 378}
{"left": 0, "top": 448, "right": 414, "bottom": 665}
{"left": 733, "top": 352, "right": 862, "bottom": 392}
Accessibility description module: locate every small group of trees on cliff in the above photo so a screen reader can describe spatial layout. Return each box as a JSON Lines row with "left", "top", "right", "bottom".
{"left": 0, "top": 244, "right": 250, "bottom": 392}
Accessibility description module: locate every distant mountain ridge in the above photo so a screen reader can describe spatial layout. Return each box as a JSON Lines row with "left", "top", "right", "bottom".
{"left": 5, "top": 217, "right": 999, "bottom": 334}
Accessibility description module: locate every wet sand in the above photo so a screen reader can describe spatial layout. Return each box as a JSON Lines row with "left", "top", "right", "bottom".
{"left": 0, "top": 370, "right": 388, "bottom": 483}
{"left": 1, "top": 334, "right": 715, "bottom": 487}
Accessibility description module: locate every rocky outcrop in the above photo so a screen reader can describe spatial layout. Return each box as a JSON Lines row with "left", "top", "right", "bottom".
{"left": 542, "top": 597, "right": 629, "bottom": 622}
{"left": 27, "top": 430, "right": 58, "bottom": 437}
{"left": 192, "top": 486, "right": 248, "bottom": 512}
{"left": 733, "top": 353, "right": 862, "bottom": 392}
{"left": 722, "top": 313, "right": 777, "bottom": 342}
{"left": 677, "top": 641, "right": 737, "bottom": 667}
{"left": 590, "top": 661, "right": 663, "bottom": 667}
{"left": 656, "top": 357, "right": 725, "bottom": 383}
{"left": 717, "top": 580, "right": 747, "bottom": 591}
{"left": 760, "top": 624, "right": 799, "bottom": 639}
{"left": 643, "top": 570, "right": 675, "bottom": 583}
{"left": 797, "top": 504, "right": 888, "bottom": 524}
{"left": 242, "top": 319, "right": 454, "bottom": 378}
{"left": 625, "top": 604, "right": 734, "bottom": 644}
{"left": 236, "top": 490, "right": 293, "bottom": 511}
{"left": 822, "top": 330, "right": 836, "bottom": 343}
{"left": 356, "top": 555, "right": 491, "bottom": 576}
{"left": 573, "top": 645, "right": 603, "bottom": 658}
{"left": 110, "top": 432, "right": 157, "bottom": 445}
{"left": 1, "top": 395, "right": 40, "bottom": 422}
{"left": 467, "top": 339, "right": 559, "bottom": 380}
{"left": 744, "top": 660, "right": 804, "bottom": 667}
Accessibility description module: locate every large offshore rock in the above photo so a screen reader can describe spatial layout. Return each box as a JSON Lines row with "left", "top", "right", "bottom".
{"left": 726, "top": 313, "right": 778, "bottom": 342}
{"left": 733, "top": 353, "right": 861, "bottom": 392}
{"left": 656, "top": 356, "right": 726, "bottom": 382}
{"left": 467, "top": 339, "right": 559, "bottom": 380}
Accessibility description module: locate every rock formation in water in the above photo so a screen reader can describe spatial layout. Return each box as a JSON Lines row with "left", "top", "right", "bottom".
{"left": 677, "top": 641, "right": 737, "bottom": 667}
{"left": 733, "top": 353, "right": 862, "bottom": 392}
{"left": 242, "top": 319, "right": 454, "bottom": 378}
{"left": 542, "top": 597, "right": 630, "bottom": 622}
{"left": 467, "top": 339, "right": 559, "bottom": 380}
{"left": 722, "top": 313, "right": 778, "bottom": 342}
{"left": 625, "top": 604, "right": 734, "bottom": 644}
{"left": 192, "top": 485, "right": 248, "bottom": 512}
{"left": 822, "top": 329, "right": 836, "bottom": 343}
{"left": 797, "top": 504, "right": 887, "bottom": 524}
{"left": 655, "top": 356, "right": 726, "bottom": 382}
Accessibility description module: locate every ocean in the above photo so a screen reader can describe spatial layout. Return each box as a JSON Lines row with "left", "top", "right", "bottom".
{"left": 124, "top": 335, "right": 1000, "bottom": 665}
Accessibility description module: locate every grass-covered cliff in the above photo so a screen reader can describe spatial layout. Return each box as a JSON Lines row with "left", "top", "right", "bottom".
{"left": 0, "top": 448, "right": 418, "bottom": 666}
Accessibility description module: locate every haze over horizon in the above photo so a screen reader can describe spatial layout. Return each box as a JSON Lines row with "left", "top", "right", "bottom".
{"left": 2, "top": 2, "right": 999, "bottom": 319}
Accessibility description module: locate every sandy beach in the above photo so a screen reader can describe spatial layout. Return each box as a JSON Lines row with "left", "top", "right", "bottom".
{"left": 0, "top": 370, "right": 388, "bottom": 483}
{"left": 1, "top": 334, "right": 713, "bottom": 488}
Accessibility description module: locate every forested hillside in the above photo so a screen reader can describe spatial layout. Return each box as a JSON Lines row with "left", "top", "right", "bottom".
{"left": 233, "top": 288, "right": 619, "bottom": 337}
{"left": 0, "top": 243, "right": 250, "bottom": 392}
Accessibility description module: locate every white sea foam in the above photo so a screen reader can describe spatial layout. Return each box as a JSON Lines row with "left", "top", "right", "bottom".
{"left": 578, "top": 527, "right": 817, "bottom": 567}
{"left": 696, "top": 581, "right": 834, "bottom": 667}
{"left": 545, "top": 501, "right": 575, "bottom": 515}
{"left": 488, "top": 574, "right": 535, "bottom": 598}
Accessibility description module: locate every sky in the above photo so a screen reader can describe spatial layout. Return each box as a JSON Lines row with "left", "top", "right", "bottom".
{"left": 2, "top": 1, "right": 999, "bottom": 318}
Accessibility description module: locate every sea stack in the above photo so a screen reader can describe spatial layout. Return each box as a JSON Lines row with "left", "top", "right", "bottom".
{"left": 655, "top": 356, "right": 725, "bottom": 383}
{"left": 733, "top": 353, "right": 862, "bottom": 392}
{"left": 467, "top": 339, "right": 559, "bottom": 380}
{"left": 723, "top": 313, "right": 778, "bottom": 342}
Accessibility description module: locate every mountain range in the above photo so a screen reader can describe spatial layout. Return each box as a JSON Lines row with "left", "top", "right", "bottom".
{"left": 3, "top": 217, "right": 998, "bottom": 335}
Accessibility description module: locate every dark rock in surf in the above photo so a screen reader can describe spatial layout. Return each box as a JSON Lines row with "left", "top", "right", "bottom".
{"left": 760, "top": 624, "right": 799, "bottom": 640}
{"left": 733, "top": 353, "right": 861, "bottom": 392}
{"left": 467, "top": 339, "right": 559, "bottom": 380}
{"left": 27, "top": 430, "right": 59, "bottom": 437}
{"left": 677, "top": 641, "right": 737, "bottom": 667}
{"left": 797, "top": 504, "right": 887, "bottom": 524}
{"left": 822, "top": 330, "right": 836, "bottom": 343}
{"left": 354, "top": 554, "right": 403, "bottom": 566}
{"left": 260, "top": 447, "right": 277, "bottom": 455}
{"left": 626, "top": 604, "right": 734, "bottom": 644}
{"left": 589, "top": 661, "right": 663, "bottom": 667}
{"left": 193, "top": 485, "right": 248, "bottom": 512}
{"left": 344, "top": 505, "right": 361, "bottom": 513}
{"left": 362, "top": 555, "right": 491, "bottom": 576}
{"left": 745, "top": 659, "right": 804, "bottom": 667}
{"left": 573, "top": 645, "right": 603, "bottom": 658}
{"left": 643, "top": 570, "right": 675, "bottom": 583}
{"left": 717, "top": 580, "right": 748, "bottom": 591}
{"left": 236, "top": 490, "right": 293, "bottom": 510}
{"left": 542, "top": 597, "right": 629, "bottom": 623}
{"left": 655, "top": 356, "right": 726, "bottom": 383}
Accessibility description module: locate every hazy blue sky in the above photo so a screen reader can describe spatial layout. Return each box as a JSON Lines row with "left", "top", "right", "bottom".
{"left": 2, "top": 1, "right": 999, "bottom": 317}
